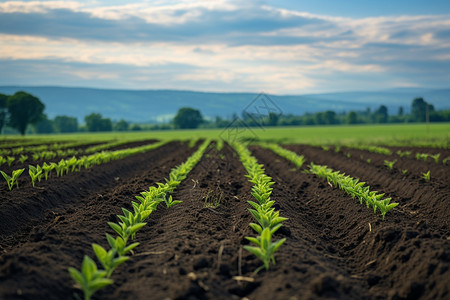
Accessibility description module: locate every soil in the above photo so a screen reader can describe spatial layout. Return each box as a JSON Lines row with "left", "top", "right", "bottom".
{"left": 0, "top": 142, "right": 448, "bottom": 300}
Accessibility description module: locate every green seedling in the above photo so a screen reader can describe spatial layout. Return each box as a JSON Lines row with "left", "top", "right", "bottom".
{"left": 259, "top": 143, "right": 305, "bottom": 168}
{"left": 443, "top": 157, "right": 450, "bottom": 165}
{"left": 334, "top": 146, "right": 341, "bottom": 153}
{"left": 0, "top": 156, "right": 5, "bottom": 166}
{"left": 402, "top": 169, "right": 408, "bottom": 174}
{"left": 105, "top": 233, "right": 139, "bottom": 257}
{"left": 430, "top": 153, "right": 440, "bottom": 164}
{"left": 396, "top": 150, "right": 411, "bottom": 158}
{"left": 1, "top": 168, "right": 25, "bottom": 191}
{"left": 19, "top": 155, "right": 28, "bottom": 164}
{"left": 422, "top": 170, "right": 431, "bottom": 181}
{"left": 163, "top": 194, "right": 182, "bottom": 208}
{"left": 32, "top": 153, "right": 40, "bottom": 161}
{"left": 322, "top": 146, "right": 329, "bottom": 151}
{"left": 346, "top": 153, "right": 351, "bottom": 158}
{"left": 11, "top": 147, "right": 24, "bottom": 155}
{"left": 6, "top": 156, "right": 15, "bottom": 167}
{"left": 416, "top": 153, "right": 429, "bottom": 161}
{"left": 29, "top": 165, "right": 43, "bottom": 187}
{"left": 216, "top": 139, "right": 224, "bottom": 151}
{"left": 42, "top": 162, "right": 54, "bottom": 180}
{"left": 244, "top": 227, "right": 286, "bottom": 273}
{"left": 248, "top": 200, "right": 288, "bottom": 230}
{"left": 366, "top": 158, "right": 371, "bottom": 164}
{"left": 68, "top": 255, "right": 113, "bottom": 300}
{"left": 92, "top": 243, "right": 130, "bottom": 278}
{"left": 55, "top": 160, "right": 66, "bottom": 177}
{"left": 384, "top": 159, "right": 397, "bottom": 170}
{"left": 108, "top": 208, "right": 147, "bottom": 242}
{"left": 67, "top": 156, "right": 78, "bottom": 172}
{"left": 375, "top": 197, "right": 399, "bottom": 220}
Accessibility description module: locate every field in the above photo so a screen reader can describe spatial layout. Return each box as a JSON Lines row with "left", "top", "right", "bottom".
{"left": 0, "top": 123, "right": 449, "bottom": 300}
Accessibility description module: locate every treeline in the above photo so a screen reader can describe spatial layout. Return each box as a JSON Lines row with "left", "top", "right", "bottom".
{"left": 33, "top": 113, "right": 146, "bottom": 134}
{"left": 201, "top": 98, "right": 450, "bottom": 128}
{"left": 1, "top": 91, "right": 449, "bottom": 135}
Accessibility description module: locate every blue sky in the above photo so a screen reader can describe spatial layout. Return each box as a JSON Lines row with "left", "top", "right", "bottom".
{"left": 0, "top": 0, "right": 449, "bottom": 94}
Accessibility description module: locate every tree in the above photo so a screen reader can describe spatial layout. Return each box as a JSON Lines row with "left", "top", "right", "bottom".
{"left": 7, "top": 91, "right": 45, "bottom": 135}
{"left": 84, "top": 113, "right": 112, "bottom": 132}
{"left": 373, "top": 105, "right": 388, "bottom": 123}
{"left": 54, "top": 115, "right": 78, "bottom": 133}
{"left": 411, "top": 98, "right": 434, "bottom": 122}
{"left": 34, "top": 114, "right": 54, "bottom": 134}
{"left": 267, "top": 112, "right": 279, "bottom": 126}
{"left": 130, "top": 124, "right": 142, "bottom": 131}
{"left": 114, "top": 119, "right": 129, "bottom": 131}
{"left": 346, "top": 111, "right": 358, "bottom": 124}
{"left": 173, "top": 107, "right": 203, "bottom": 129}
{"left": 0, "top": 93, "right": 8, "bottom": 134}
{"left": 398, "top": 106, "right": 404, "bottom": 116}
{"left": 323, "top": 110, "right": 337, "bottom": 125}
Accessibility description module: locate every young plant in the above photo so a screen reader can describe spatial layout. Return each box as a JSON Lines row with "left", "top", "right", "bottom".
{"left": 68, "top": 255, "right": 113, "bottom": 300}
{"left": 163, "top": 194, "right": 182, "bottom": 208}
{"left": 105, "top": 233, "right": 139, "bottom": 257}
{"left": 0, "top": 156, "right": 5, "bottom": 166}
{"left": 367, "top": 158, "right": 371, "bottom": 164}
{"left": 19, "top": 155, "right": 28, "bottom": 164}
{"left": 55, "top": 160, "right": 66, "bottom": 177}
{"left": 396, "top": 150, "right": 411, "bottom": 158}
{"left": 402, "top": 169, "right": 408, "bottom": 175}
{"left": 92, "top": 243, "right": 130, "bottom": 278}
{"left": 244, "top": 227, "right": 286, "bottom": 273}
{"left": 108, "top": 208, "right": 147, "bottom": 242}
{"left": 1, "top": 168, "right": 25, "bottom": 191}
{"left": 42, "top": 162, "right": 54, "bottom": 180}
{"left": 375, "top": 197, "right": 399, "bottom": 220}
{"left": 6, "top": 156, "right": 15, "bottom": 167}
{"left": 430, "top": 153, "right": 440, "bottom": 164}
{"left": 416, "top": 153, "right": 429, "bottom": 161}
{"left": 29, "top": 165, "right": 43, "bottom": 187}
{"left": 422, "top": 170, "right": 431, "bottom": 181}
{"left": 443, "top": 157, "right": 450, "bottom": 165}
{"left": 384, "top": 159, "right": 397, "bottom": 170}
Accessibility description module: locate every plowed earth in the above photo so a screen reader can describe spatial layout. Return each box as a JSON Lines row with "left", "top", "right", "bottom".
{"left": 0, "top": 142, "right": 448, "bottom": 300}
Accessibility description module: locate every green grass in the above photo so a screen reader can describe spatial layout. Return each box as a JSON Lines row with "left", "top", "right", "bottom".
{"left": 1, "top": 123, "right": 449, "bottom": 148}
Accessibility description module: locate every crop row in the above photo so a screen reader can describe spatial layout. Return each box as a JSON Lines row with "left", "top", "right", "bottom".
{"left": 0, "top": 139, "right": 152, "bottom": 164}
{"left": 231, "top": 141, "right": 287, "bottom": 273}
{"left": 0, "top": 139, "right": 105, "bottom": 155}
{"left": 0, "top": 140, "right": 170, "bottom": 191}
{"left": 68, "top": 140, "right": 210, "bottom": 300}
{"left": 263, "top": 143, "right": 398, "bottom": 220}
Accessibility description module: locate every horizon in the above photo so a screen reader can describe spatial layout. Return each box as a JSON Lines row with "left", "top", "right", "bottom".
{"left": 1, "top": 84, "right": 450, "bottom": 97}
{"left": 1, "top": 0, "right": 450, "bottom": 94}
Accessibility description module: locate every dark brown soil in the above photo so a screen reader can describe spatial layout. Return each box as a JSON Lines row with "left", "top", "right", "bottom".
{"left": 0, "top": 142, "right": 448, "bottom": 300}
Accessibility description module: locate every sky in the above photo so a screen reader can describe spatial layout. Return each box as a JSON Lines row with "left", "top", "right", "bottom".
{"left": 0, "top": 0, "right": 450, "bottom": 94}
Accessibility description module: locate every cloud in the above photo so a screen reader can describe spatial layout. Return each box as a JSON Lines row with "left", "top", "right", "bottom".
{"left": 0, "top": 0, "right": 449, "bottom": 93}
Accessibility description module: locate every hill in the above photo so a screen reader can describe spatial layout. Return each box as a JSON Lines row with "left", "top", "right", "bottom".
{"left": 0, "top": 86, "right": 448, "bottom": 123}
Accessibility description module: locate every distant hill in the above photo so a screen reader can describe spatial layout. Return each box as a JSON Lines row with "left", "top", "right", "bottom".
{"left": 0, "top": 86, "right": 448, "bottom": 123}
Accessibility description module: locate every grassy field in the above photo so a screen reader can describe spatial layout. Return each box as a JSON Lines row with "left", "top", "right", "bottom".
{"left": 1, "top": 123, "right": 449, "bottom": 148}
